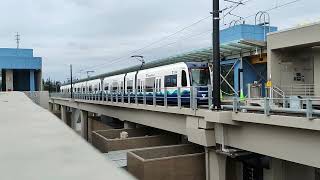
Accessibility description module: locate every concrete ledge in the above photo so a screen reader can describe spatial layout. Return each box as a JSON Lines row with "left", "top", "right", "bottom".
{"left": 127, "top": 144, "right": 205, "bottom": 180}
{"left": 92, "top": 128, "right": 179, "bottom": 153}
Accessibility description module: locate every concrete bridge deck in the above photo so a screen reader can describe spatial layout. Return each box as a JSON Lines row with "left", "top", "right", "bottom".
{"left": 0, "top": 92, "right": 134, "bottom": 180}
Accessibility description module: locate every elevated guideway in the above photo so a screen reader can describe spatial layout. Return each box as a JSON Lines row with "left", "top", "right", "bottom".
{"left": 0, "top": 92, "right": 134, "bottom": 180}
{"left": 50, "top": 95, "right": 320, "bottom": 169}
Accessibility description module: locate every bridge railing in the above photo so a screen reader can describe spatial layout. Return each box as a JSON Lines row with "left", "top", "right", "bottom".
{"left": 50, "top": 86, "right": 213, "bottom": 110}
{"left": 225, "top": 97, "right": 320, "bottom": 120}
{"left": 50, "top": 87, "right": 320, "bottom": 119}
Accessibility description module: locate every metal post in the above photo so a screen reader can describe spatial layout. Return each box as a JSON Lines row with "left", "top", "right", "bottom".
{"left": 153, "top": 88, "right": 156, "bottom": 106}
{"left": 177, "top": 87, "right": 181, "bottom": 108}
{"left": 143, "top": 89, "right": 146, "bottom": 105}
{"left": 264, "top": 97, "right": 270, "bottom": 116}
{"left": 233, "top": 97, "right": 239, "bottom": 112}
{"left": 116, "top": 92, "right": 118, "bottom": 103}
{"left": 164, "top": 87, "right": 168, "bottom": 107}
{"left": 212, "top": 0, "right": 221, "bottom": 110}
{"left": 193, "top": 87, "right": 197, "bottom": 110}
{"left": 135, "top": 90, "right": 138, "bottom": 105}
{"left": 128, "top": 91, "right": 131, "bottom": 104}
{"left": 306, "top": 98, "right": 313, "bottom": 120}
{"left": 190, "top": 86, "right": 194, "bottom": 109}
{"left": 208, "top": 86, "right": 213, "bottom": 109}
{"left": 121, "top": 91, "right": 124, "bottom": 103}
{"left": 111, "top": 92, "right": 113, "bottom": 103}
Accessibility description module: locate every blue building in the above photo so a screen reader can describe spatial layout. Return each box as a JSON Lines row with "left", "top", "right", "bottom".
{"left": 0, "top": 48, "right": 42, "bottom": 91}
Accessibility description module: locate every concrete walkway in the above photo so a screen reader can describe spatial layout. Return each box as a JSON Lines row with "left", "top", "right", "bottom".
{"left": 0, "top": 92, "right": 134, "bottom": 180}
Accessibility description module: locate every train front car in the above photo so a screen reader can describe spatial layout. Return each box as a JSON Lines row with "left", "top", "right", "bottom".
{"left": 186, "top": 62, "right": 211, "bottom": 106}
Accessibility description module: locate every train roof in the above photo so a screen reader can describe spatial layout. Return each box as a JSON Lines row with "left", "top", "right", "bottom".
{"left": 63, "top": 57, "right": 207, "bottom": 86}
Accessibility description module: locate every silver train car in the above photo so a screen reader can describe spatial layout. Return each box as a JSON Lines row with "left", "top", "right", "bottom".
{"left": 61, "top": 62, "right": 211, "bottom": 104}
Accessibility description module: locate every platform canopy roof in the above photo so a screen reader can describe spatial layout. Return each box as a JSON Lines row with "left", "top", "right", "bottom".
{"left": 67, "top": 39, "right": 266, "bottom": 85}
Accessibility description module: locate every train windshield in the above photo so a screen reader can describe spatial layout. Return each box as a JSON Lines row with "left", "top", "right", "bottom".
{"left": 191, "top": 68, "right": 210, "bottom": 86}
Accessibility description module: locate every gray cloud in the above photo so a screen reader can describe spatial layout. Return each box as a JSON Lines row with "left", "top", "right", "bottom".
{"left": 0, "top": 0, "right": 318, "bottom": 81}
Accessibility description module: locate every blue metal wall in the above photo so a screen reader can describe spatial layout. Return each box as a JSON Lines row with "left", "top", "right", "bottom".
{"left": 220, "top": 24, "right": 278, "bottom": 43}
{"left": 0, "top": 48, "right": 42, "bottom": 91}
{"left": 233, "top": 59, "right": 267, "bottom": 97}
{"left": 0, "top": 49, "right": 41, "bottom": 70}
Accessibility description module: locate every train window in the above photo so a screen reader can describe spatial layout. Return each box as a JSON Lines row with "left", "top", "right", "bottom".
{"left": 77, "top": 88, "right": 81, "bottom": 92}
{"left": 89, "top": 86, "right": 92, "bottom": 92}
{"left": 83, "top": 88, "right": 85, "bottom": 92}
{"left": 99, "top": 84, "right": 101, "bottom": 91}
{"left": 127, "top": 80, "right": 133, "bottom": 92}
{"left": 112, "top": 82, "right": 118, "bottom": 91}
{"left": 165, "top": 75, "right": 177, "bottom": 88}
{"left": 94, "top": 88, "right": 98, "bottom": 91}
{"left": 191, "top": 68, "right": 210, "bottom": 86}
{"left": 181, "top": 70, "right": 188, "bottom": 87}
{"left": 145, "top": 78, "right": 155, "bottom": 92}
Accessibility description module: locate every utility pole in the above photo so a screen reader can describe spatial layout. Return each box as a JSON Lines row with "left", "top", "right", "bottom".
{"left": 70, "top": 64, "right": 73, "bottom": 99}
{"left": 212, "top": 0, "right": 221, "bottom": 110}
{"left": 15, "top": 32, "right": 20, "bottom": 49}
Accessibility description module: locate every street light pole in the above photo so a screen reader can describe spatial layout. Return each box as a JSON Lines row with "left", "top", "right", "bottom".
{"left": 131, "top": 55, "right": 145, "bottom": 70}
{"left": 86, "top": 70, "right": 95, "bottom": 78}
{"left": 70, "top": 64, "right": 73, "bottom": 99}
{"left": 212, "top": 0, "right": 221, "bottom": 110}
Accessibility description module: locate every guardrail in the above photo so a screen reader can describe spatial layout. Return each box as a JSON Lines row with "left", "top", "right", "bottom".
{"left": 51, "top": 86, "right": 213, "bottom": 111}
{"left": 50, "top": 86, "right": 320, "bottom": 119}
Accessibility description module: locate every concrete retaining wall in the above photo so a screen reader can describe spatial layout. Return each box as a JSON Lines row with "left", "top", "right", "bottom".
{"left": 127, "top": 144, "right": 205, "bottom": 180}
{"left": 92, "top": 128, "right": 179, "bottom": 153}
{"left": 88, "top": 116, "right": 114, "bottom": 142}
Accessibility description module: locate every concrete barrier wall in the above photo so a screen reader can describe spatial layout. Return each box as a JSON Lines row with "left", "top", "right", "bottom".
{"left": 127, "top": 144, "right": 205, "bottom": 180}
{"left": 24, "top": 91, "right": 49, "bottom": 109}
{"left": 92, "top": 128, "right": 179, "bottom": 153}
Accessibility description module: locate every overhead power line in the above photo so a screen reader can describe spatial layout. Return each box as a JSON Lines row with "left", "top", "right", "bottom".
{"left": 75, "top": 0, "right": 302, "bottom": 78}
{"left": 77, "top": 15, "right": 212, "bottom": 73}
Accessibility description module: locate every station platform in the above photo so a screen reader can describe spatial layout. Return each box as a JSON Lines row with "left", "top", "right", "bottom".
{"left": 0, "top": 92, "right": 134, "bottom": 180}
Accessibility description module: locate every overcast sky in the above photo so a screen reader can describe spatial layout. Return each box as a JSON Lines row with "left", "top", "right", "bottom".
{"left": 0, "top": 0, "right": 318, "bottom": 82}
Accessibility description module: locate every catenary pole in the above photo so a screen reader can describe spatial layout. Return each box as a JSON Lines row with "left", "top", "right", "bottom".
{"left": 212, "top": 0, "right": 221, "bottom": 109}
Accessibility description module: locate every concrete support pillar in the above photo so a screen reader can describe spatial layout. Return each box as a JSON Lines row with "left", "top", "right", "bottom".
{"left": 30, "top": 70, "right": 35, "bottom": 91}
{"left": 53, "top": 104, "right": 58, "bottom": 111}
{"left": 206, "top": 148, "right": 226, "bottom": 180}
{"left": 124, "top": 121, "right": 136, "bottom": 129}
{"left": 5, "top": 69, "right": 13, "bottom": 91}
{"left": 80, "top": 110, "right": 88, "bottom": 140}
{"left": 61, "top": 105, "right": 67, "bottom": 124}
{"left": 49, "top": 103, "right": 54, "bottom": 112}
{"left": 264, "top": 158, "right": 285, "bottom": 180}
{"left": 71, "top": 108, "right": 80, "bottom": 130}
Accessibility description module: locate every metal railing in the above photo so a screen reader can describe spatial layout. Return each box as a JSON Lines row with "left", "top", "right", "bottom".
{"left": 50, "top": 86, "right": 320, "bottom": 119}
{"left": 226, "top": 97, "right": 320, "bottom": 120}
{"left": 281, "top": 84, "right": 316, "bottom": 97}
{"left": 51, "top": 86, "right": 213, "bottom": 111}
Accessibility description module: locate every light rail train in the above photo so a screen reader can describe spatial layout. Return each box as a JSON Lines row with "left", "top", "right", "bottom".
{"left": 61, "top": 62, "right": 211, "bottom": 104}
